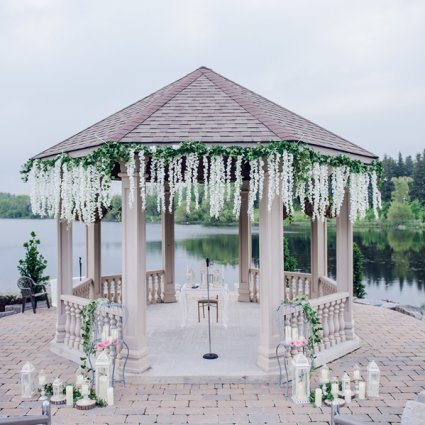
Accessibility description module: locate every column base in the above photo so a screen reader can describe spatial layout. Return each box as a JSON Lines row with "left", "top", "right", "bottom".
{"left": 126, "top": 347, "right": 151, "bottom": 375}
{"left": 256, "top": 344, "right": 279, "bottom": 372}
{"left": 163, "top": 292, "right": 177, "bottom": 303}
{"left": 238, "top": 287, "right": 251, "bottom": 302}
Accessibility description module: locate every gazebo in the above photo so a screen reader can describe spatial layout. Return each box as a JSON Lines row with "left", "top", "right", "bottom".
{"left": 26, "top": 66, "right": 380, "bottom": 377}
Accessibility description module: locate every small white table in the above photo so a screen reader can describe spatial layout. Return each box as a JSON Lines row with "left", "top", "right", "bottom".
{"left": 180, "top": 283, "right": 229, "bottom": 328}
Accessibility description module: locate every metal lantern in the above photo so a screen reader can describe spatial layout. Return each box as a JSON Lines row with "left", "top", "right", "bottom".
{"left": 367, "top": 361, "right": 380, "bottom": 397}
{"left": 21, "top": 362, "right": 36, "bottom": 398}
{"left": 95, "top": 351, "right": 111, "bottom": 401}
{"left": 292, "top": 353, "right": 310, "bottom": 404}
{"left": 51, "top": 377, "right": 66, "bottom": 404}
{"left": 342, "top": 372, "right": 350, "bottom": 393}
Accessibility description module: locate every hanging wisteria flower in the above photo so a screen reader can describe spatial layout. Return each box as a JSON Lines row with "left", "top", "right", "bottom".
{"left": 331, "top": 165, "right": 349, "bottom": 217}
{"left": 125, "top": 149, "right": 136, "bottom": 208}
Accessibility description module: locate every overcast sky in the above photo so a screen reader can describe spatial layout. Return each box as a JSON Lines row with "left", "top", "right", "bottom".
{"left": 1, "top": 0, "right": 424, "bottom": 194}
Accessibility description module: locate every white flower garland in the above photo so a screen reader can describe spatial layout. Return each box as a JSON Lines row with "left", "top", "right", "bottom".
{"left": 125, "top": 149, "right": 136, "bottom": 209}
{"left": 27, "top": 145, "right": 382, "bottom": 224}
{"left": 331, "top": 165, "right": 350, "bottom": 217}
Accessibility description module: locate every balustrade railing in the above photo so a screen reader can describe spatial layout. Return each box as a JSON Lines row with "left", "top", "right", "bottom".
{"left": 318, "top": 276, "right": 338, "bottom": 297}
{"left": 102, "top": 275, "right": 122, "bottom": 303}
{"left": 60, "top": 295, "right": 126, "bottom": 366}
{"left": 284, "top": 272, "right": 311, "bottom": 301}
{"left": 248, "top": 268, "right": 260, "bottom": 303}
{"left": 72, "top": 277, "right": 94, "bottom": 299}
{"left": 278, "top": 291, "right": 351, "bottom": 359}
{"left": 146, "top": 270, "right": 165, "bottom": 304}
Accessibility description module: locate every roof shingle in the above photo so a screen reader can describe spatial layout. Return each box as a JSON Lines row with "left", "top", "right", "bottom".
{"left": 34, "top": 66, "right": 377, "bottom": 160}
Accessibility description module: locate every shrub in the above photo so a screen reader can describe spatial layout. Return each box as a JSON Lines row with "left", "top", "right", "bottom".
{"left": 17, "top": 231, "right": 49, "bottom": 284}
{"left": 353, "top": 242, "right": 366, "bottom": 299}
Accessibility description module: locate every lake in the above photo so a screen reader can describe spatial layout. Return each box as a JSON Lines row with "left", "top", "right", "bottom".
{"left": 1, "top": 219, "right": 424, "bottom": 307}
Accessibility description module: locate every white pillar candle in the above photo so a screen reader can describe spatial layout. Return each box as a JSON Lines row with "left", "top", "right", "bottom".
{"left": 296, "top": 382, "right": 305, "bottom": 399}
{"left": 107, "top": 387, "right": 114, "bottom": 406}
{"left": 111, "top": 329, "right": 118, "bottom": 340}
{"left": 81, "top": 383, "right": 89, "bottom": 398}
{"left": 331, "top": 382, "right": 339, "bottom": 398}
{"left": 320, "top": 367, "right": 329, "bottom": 384}
{"left": 292, "top": 327, "right": 299, "bottom": 342}
{"left": 358, "top": 381, "right": 366, "bottom": 400}
{"left": 344, "top": 389, "right": 352, "bottom": 404}
{"left": 285, "top": 326, "right": 292, "bottom": 343}
{"left": 38, "top": 375, "right": 46, "bottom": 387}
{"left": 66, "top": 385, "right": 73, "bottom": 406}
{"left": 315, "top": 388, "right": 322, "bottom": 407}
{"left": 75, "top": 374, "right": 84, "bottom": 388}
{"left": 99, "top": 376, "right": 108, "bottom": 401}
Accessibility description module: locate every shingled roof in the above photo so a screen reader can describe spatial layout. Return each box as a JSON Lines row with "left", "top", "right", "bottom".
{"left": 34, "top": 66, "right": 377, "bottom": 161}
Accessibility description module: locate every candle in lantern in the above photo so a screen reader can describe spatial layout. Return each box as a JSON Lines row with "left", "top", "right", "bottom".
{"left": 38, "top": 371, "right": 46, "bottom": 387}
{"left": 315, "top": 388, "right": 322, "bottom": 408}
{"left": 292, "top": 327, "right": 299, "bottom": 342}
{"left": 66, "top": 385, "right": 73, "bottom": 407}
{"left": 353, "top": 364, "right": 361, "bottom": 381}
{"left": 285, "top": 326, "right": 292, "bottom": 344}
{"left": 344, "top": 389, "right": 352, "bottom": 404}
{"left": 111, "top": 328, "right": 118, "bottom": 340}
{"left": 107, "top": 387, "right": 114, "bottom": 406}
{"left": 358, "top": 381, "right": 366, "bottom": 400}
{"left": 296, "top": 382, "right": 305, "bottom": 399}
{"left": 81, "top": 383, "right": 89, "bottom": 398}
{"left": 331, "top": 382, "right": 339, "bottom": 398}
{"left": 99, "top": 376, "right": 108, "bottom": 401}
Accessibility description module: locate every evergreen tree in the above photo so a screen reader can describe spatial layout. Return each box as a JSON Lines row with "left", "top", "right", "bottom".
{"left": 381, "top": 155, "right": 396, "bottom": 202}
{"left": 353, "top": 242, "right": 366, "bottom": 298}
{"left": 17, "top": 232, "right": 49, "bottom": 284}
{"left": 405, "top": 155, "right": 414, "bottom": 176}
{"left": 410, "top": 151, "right": 425, "bottom": 205}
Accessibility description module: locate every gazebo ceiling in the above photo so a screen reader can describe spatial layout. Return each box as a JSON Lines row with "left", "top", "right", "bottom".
{"left": 34, "top": 66, "right": 377, "bottom": 161}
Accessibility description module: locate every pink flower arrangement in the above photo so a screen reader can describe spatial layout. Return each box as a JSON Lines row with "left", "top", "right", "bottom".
{"left": 289, "top": 337, "right": 308, "bottom": 347}
{"left": 97, "top": 338, "right": 119, "bottom": 350}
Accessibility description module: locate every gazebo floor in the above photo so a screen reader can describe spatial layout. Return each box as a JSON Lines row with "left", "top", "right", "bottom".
{"left": 143, "top": 293, "right": 265, "bottom": 383}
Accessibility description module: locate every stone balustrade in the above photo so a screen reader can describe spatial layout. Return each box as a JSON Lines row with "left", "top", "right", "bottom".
{"left": 146, "top": 269, "right": 165, "bottom": 304}
{"left": 284, "top": 271, "right": 311, "bottom": 301}
{"left": 60, "top": 294, "right": 126, "bottom": 364}
{"left": 102, "top": 275, "right": 122, "bottom": 303}
{"left": 72, "top": 277, "right": 94, "bottom": 299}
{"left": 248, "top": 268, "right": 260, "bottom": 303}
{"left": 318, "top": 275, "right": 338, "bottom": 297}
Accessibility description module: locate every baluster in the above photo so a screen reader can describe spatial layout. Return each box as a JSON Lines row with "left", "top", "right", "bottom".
{"left": 328, "top": 301, "right": 336, "bottom": 347}
{"left": 146, "top": 274, "right": 150, "bottom": 304}
{"left": 118, "top": 278, "right": 122, "bottom": 304}
{"left": 339, "top": 298, "right": 346, "bottom": 342}
{"left": 161, "top": 272, "right": 165, "bottom": 302}
{"left": 316, "top": 304, "right": 324, "bottom": 352}
{"left": 155, "top": 274, "right": 160, "bottom": 303}
{"left": 102, "top": 280, "right": 107, "bottom": 299}
{"left": 69, "top": 303, "right": 76, "bottom": 348}
{"left": 64, "top": 301, "right": 71, "bottom": 346}
{"left": 74, "top": 305, "right": 82, "bottom": 350}
{"left": 297, "top": 307, "right": 304, "bottom": 342}
{"left": 322, "top": 303, "right": 330, "bottom": 349}
{"left": 333, "top": 300, "right": 341, "bottom": 344}
{"left": 252, "top": 273, "right": 257, "bottom": 303}
{"left": 255, "top": 273, "right": 260, "bottom": 303}
{"left": 290, "top": 312, "right": 298, "bottom": 357}
{"left": 318, "top": 279, "right": 323, "bottom": 297}
{"left": 306, "top": 277, "right": 311, "bottom": 298}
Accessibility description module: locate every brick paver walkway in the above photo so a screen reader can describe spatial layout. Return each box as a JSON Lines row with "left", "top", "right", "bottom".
{"left": 1, "top": 303, "right": 424, "bottom": 424}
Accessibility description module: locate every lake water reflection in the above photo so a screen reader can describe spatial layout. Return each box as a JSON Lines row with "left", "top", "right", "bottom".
{"left": 0, "top": 219, "right": 424, "bottom": 306}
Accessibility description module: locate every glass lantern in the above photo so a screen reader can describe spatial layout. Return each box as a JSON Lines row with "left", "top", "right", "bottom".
{"left": 342, "top": 372, "right": 350, "bottom": 393}
{"left": 292, "top": 353, "right": 310, "bottom": 404}
{"left": 51, "top": 377, "right": 66, "bottom": 404}
{"left": 95, "top": 351, "right": 111, "bottom": 401}
{"left": 21, "top": 361, "right": 36, "bottom": 398}
{"left": 367, "top": 360, "right": 380, "bottom": 397}
{"left": 38, "top": 370, "right": 47, "bottom": 400}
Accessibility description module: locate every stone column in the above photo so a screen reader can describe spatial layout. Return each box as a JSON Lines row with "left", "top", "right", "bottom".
{"left": 162, "top": 185, "right": 177, "bottom": 303}
{"left": 336, "top": 192, "right": 354, "bottom": 340}
{"left": 86, "top": 221, "right": 101, "bottom": 299}
{"left": 238, "top": 181, "right": 251, "bottom": 302}
{"left": 56, "top": 219, "right": 73, "bottom": 343}
{"left": 121, "top": 167, "right": 150, "bottom": 373}
{"left": 257, "top": 174, "right": 284, "bottom": 371}
{"left": 310, "top": 218, "right": 327, "bottom": 298}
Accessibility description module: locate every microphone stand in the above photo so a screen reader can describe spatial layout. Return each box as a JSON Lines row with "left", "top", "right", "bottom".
{"left": 203, "top": 257, "right": 218, "bottom": 360}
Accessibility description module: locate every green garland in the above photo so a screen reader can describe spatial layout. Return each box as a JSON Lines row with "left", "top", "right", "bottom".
{"left": 21, "top": 140, "right": 383, "bottom": 184}
{"left": 291, "top": 295, "right": 322, "bottom": 352}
